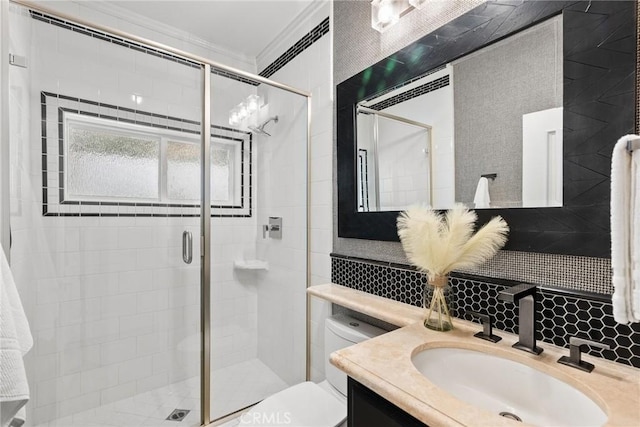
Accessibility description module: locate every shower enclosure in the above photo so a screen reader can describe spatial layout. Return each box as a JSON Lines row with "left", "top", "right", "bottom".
{"left": 3, "top": 2, "right": 310, "bottom": 426}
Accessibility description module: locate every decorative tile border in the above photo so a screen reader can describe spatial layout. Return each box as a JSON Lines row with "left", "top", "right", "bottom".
{"left": 30, "top": 10, "right": 200, "bottom": 69}
{"left": 259, "top": 17, "right": 330, "bottom": 79}
{"left": 331, "top": 255, "right": 640, "bottom": 369}
{"left": 367, "top": 75, "right": 449, "bottom": 111}
{"left": 30, "top": 10, "right": 263, "bottom": 86}
{"left": 41, "top": 92, "right": 252, "bottom": 218}
{"left": 362, "top": 65, "right": 447, "bottom": 104}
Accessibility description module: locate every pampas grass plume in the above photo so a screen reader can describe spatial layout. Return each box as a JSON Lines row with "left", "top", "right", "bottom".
{"left": 397, "top": 204, "right": 508, "bottom": 280}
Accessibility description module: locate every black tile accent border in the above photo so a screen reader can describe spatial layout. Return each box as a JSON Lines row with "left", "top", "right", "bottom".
{"left": 331, "top": 255, "right": 640, "bottom": 369}
{"left": 30, "top": 10, "right": 200, "bottom": 69}
{"left": 367, "top": 75, "right": 450, "bottom": 111}
{"left": 29, "top": 10, "right": 263, "bottom": 87}
{"left": 259, "top": 17, "right": 330, "bottom": 79}
{"left": 41, "top": 92, "right": 252, "bottom": 218}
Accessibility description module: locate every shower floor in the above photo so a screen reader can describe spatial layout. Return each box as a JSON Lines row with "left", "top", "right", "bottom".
{"left": 33, "top": 358, "right": 286, "bottom": 427}
{"left": 210, "top": 358, "right": 288, "bottom": 421}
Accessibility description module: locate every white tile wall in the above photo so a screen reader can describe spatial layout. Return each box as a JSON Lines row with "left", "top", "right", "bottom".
{"left": 254, "top": 5, "right": 333, "bottom": 383}
{"left": 7, "top": 7, "right": 258, "bottom": 425}
{"left": 9, "top": 3, "right": 333, "bottom": 425}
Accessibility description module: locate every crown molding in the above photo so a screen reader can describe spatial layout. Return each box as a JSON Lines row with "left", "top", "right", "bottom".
{"left": 72, "top": 0, "right": 256, "bottom": 70}
{"left": 256, "top": 0, "right": 330, "bottom": 72}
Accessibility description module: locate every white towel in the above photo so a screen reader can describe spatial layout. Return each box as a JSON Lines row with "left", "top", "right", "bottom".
{"left": 0, "top": 247, "right": 33, "bottom": 427}
{"left": 473, "top": 177, "right": 491, "bottom": 208}
{"left": 611, "top": 135, "right": 640, "bottom": 324}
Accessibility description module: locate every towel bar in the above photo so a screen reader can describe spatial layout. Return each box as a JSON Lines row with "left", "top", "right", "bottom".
{"left": 626, "top": 139, "right": 640, "bottom": 152}
{"left": 481, "top": 173, "right": 497, "bottom": 181}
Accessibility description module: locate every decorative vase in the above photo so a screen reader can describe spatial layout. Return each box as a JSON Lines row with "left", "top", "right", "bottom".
{"left": 423, "top": 274, "right": 453, "bottom": 331}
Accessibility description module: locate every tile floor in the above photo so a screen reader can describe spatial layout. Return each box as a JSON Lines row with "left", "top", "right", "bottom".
{"left": 33, "top": 359, "right": 286, "bottom": 427}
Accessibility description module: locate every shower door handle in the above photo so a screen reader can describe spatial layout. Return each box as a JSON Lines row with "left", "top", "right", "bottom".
{"left": 182, "top": 231, "right": 193, "bottom": 264}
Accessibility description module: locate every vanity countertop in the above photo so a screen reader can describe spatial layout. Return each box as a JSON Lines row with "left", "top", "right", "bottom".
{"left": 308, "top": 283, "right": 640, "bottom": 427}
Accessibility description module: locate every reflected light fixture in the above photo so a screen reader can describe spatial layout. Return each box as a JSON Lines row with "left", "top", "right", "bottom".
{"left": 131, "top": 94, "right": 143, "bottom": 105}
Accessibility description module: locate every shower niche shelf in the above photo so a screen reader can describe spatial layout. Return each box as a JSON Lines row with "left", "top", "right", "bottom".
{"left": 234, "top": 260, "right": 269, "bottom": 270}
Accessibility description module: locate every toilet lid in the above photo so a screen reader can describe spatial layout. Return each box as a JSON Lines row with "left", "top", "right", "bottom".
{"left": 238, "top": 381, "right": 346, "bottom": 427}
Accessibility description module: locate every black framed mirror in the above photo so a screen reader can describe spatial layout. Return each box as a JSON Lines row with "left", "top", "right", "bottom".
{"left": 337, "top": 0, "right": 637, "bottom": 258}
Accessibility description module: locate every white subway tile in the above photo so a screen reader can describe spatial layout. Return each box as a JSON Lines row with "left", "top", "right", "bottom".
{"left": 119, "top": 313, "right": 154, "bottom": 338}
{"left": 59, "top": 344, "right": 101, "bottom": 375}
{"left": 100, "top": 294, "right": 137, "bottom": 318}
{"left": 59, "top": 298, "right": 101, "bottom": 326}
{"left": 80, "top": 364, "right": 119, "bottom": 393}
{"left": 117, "top": 356, "right": 153, "bottom": 383}
{"left": 136, "top": 290, "right": 169, "bottom": 313}
{"left": 100, "top": 381, "right": 137, "bottom": 405}
{"left": 101, "top": 337, "right": 136, "bottom": 365}
{"left": 118, "top": 270, "right": 153, "bottom": 294}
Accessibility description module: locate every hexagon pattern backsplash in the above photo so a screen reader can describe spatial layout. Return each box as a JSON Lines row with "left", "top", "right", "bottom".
{"left": 331, "top": 255, "right": 640, "bottom": 369}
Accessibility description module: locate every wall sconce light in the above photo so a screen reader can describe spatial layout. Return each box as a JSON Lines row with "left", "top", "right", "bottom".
{"left": 371, "top": 0, "right": 401, "bottom": 33}
{"left": 371, "top": 0, "right": 426, "bottom": 33}
{"left": 229, "top": 94, "right": 263, "bottom": 127}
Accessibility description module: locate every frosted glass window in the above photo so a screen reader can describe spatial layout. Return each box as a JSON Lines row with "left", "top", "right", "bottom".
{"left": 167, "top": 141, "right": 200, "bottom": 201}
{"left": 211, "top": 146, "right": 233, "bottom": 203}
{"left": 166, "top": 140, "right": 236, "bottom": 204}
{"left": 63, "top": 113, "right": 243, "bottom": 208}
{"left": 66, "top": 124, "right": 160, "bottom": 201}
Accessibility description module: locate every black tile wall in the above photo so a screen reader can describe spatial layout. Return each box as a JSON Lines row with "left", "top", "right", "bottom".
{"left": 331, "top": 255, "right": 640, "bottom": 369}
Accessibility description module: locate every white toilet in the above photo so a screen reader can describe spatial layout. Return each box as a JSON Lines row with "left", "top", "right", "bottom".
{"left": 238, "top": 314, "right": 385, "bottom": 427}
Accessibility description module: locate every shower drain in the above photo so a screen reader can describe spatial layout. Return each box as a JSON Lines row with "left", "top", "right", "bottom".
{"left": 499, "top": 411, "right": 522, "bottom": 422}
{"left": 166, "top": 409, "right": 190, "bottom": 422}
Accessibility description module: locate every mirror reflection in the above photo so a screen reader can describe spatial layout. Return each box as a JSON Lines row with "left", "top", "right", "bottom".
{"left": 356, "top": 16, "right": 563, "bottom": 212}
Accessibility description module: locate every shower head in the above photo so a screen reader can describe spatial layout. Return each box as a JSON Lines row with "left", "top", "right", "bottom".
{"left": 249, "top": 116, "right": 278, "bottom": 137}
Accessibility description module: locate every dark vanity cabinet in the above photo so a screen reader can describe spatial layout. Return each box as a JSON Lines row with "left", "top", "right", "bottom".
{"left": 348, "top": 378, "right": 428, "bottom": 427}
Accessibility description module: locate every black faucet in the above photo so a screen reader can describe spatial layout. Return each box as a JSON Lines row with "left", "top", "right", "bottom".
{"left": 498, "top": 284, "right": 543, "bottom": 355}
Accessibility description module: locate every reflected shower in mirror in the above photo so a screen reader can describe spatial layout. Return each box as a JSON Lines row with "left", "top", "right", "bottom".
{"left": 356, "top": 16, "right": 563, "bottom": 212}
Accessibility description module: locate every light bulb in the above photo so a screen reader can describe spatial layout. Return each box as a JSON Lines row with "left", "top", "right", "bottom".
{"left": 246, "top": 94, "right": 260, "bottom": 113}
{"left": 377, "top": 2, "right": 394, "bottom": 23}
{"left": 371, "top": 0, "right": 400, "bottom": 33}
{"left": 238, "top": 102, "right": 248, "bottom": 119}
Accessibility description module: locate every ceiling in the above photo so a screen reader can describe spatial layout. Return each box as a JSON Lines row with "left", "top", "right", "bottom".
{"left": 109, "top": 0, "right": 316, "bottom": 58}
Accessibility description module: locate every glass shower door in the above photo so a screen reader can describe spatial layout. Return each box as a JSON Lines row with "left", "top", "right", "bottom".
{"left": 7, "top": 6, "right": 204, "bottom": 426}
{"left": 208, "top": 70, "right": 309, "bottom": 422}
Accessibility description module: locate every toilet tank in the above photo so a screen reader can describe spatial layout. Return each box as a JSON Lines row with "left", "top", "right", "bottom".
{"left": 324, "top": 314, "right": 386, "bottom": 396}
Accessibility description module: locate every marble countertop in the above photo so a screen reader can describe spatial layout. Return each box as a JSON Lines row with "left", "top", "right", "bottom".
{"left": 308, "top": 284, "right": 640, "bottom": 426}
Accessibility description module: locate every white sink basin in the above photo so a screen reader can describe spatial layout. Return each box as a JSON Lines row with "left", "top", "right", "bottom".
{"left": 412, "top": 347, "right": 607, "bottom": 426}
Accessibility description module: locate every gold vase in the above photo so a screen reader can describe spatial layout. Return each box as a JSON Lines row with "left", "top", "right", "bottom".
{"left": 423, "top": 274, "right": 453, "bottom": 331}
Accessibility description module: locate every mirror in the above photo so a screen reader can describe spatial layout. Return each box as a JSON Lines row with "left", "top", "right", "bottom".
{"left": 336, "top": 0, "right": 637, "bottom": 257}
{"left": 356, "top": 16, "right": 563, "bottom": 212}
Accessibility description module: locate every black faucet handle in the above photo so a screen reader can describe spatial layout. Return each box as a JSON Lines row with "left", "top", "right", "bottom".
{"left": 466, "top": 311, "right": 502, "bottom": 343}
{"left": 569, "top": 337, "right": 611, "bottom": 351}
{"left": 497, "top": 283, "right": 537, "bottom": 302}
{"left": 558, "top": 336, "right": 612, "bottom": 373}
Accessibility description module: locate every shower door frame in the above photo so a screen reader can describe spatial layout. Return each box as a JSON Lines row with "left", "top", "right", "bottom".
{"left": 4, "top": 2, "right": 313, "bottom": 425}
